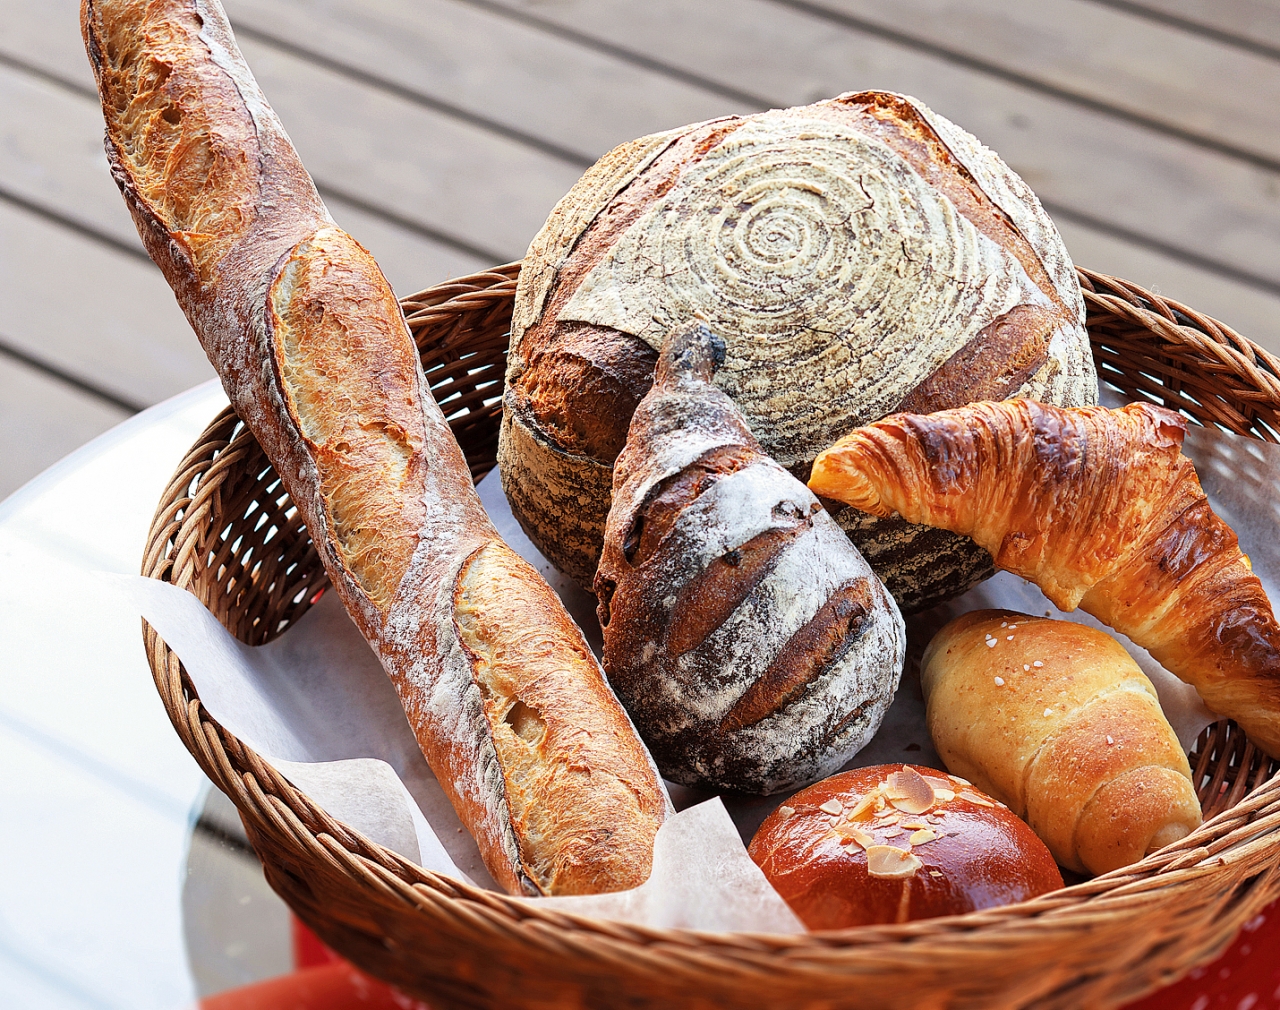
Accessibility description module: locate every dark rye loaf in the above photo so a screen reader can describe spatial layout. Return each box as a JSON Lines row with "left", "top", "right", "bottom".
{"left": 499, "top": 91, "right": 1097, "bottom": 613}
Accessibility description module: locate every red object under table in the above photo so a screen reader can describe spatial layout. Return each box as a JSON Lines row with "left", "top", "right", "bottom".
{"left": 197, "top": 905, "right": 1280, "bottom": 1009}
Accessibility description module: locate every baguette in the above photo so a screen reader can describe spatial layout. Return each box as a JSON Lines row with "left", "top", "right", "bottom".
{"left": 83, "top": 0, "right": 667, "bottom": 896}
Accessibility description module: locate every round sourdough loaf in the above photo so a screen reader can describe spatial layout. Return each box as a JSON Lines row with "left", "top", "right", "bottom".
{"left": 499, "top": 91, "right": 1097, "bottom": 612}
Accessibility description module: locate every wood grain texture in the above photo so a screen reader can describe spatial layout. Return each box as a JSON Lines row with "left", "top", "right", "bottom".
{"left": 1117, "top": 0, "right": 1280, "bottom": 49}
{"left": 0, "top": 200, "right": 214, "bottom": 407}
{"left": 221, "top": 0, "right": 745, "bottom": 159}
{"left": 1053, "top": 217, "right": 1280, "bottom": 354}
{"left": 485, "top": 0, "right": 1280, "bottom": 289}
{"left": 231, "top": 35, "right": 582, "bottom": 261}
{"left": 5, "top": 0, "right": 1280, "bottom": 502}
{"left": 798, "top": 0, "right": 1280, "bottom": 164}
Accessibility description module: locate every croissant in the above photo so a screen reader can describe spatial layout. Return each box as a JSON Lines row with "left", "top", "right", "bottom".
{"left": 595, "top": 323, "right": 905, "bottom": 793}
{"left": 921, "top": 611, "right": 1202, "bottom": 875}
{"left": 809, "top": 398, "right": 1280, "bottom": 756}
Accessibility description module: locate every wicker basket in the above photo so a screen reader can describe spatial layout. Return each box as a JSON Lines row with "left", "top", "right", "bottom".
{"left": 143, "top": 262, "right": 1280, "bottom": 1010}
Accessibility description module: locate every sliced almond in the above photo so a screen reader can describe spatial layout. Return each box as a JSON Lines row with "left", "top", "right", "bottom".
{"left": 877, "top": 811, "right": 901, "bottom": 825}
{"left": 776, "top": 805, "right": 796, "bottom": 820}
{"left": 839, "top": 827, "right": 875, "bottom": 849}
{"left": 959, "top": 790, "right": 995, "bottom": 808}
{"left": 866, "top": 845, "right": 923, "bottom": 879}
{"left": 902, "top": 820, "right": 930, "bottom": 831}
{"left": 846, "top": 792, "right": 879, "bottom": 822}
{"left": 883, "top": 767, "right": 936, "bottom": 814}
{"left": 879, "top": 826, "right": 904, "bottom": 839}
{"left": 909, "top": 829, "right": 939, "bottom": 846}
{"left": 933, "top": 788, "right": 956, "bottom": 803}
{"left": 818, "top": 798, "right": 844, "bottom": 816}
{"left": 929, "top": 870, "right": 945, "bottom": 878}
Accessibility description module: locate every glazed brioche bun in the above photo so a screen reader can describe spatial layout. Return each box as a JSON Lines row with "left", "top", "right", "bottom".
{"left": 748, "top": 764, "right": 1063, "bottom": 928}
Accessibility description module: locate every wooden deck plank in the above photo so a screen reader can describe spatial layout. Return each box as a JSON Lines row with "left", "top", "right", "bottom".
{"left": 233, "top": 34, "right": 584, "bottom": 261}
{"left": 1111, "top": 1, "right": 1280, "bottom": 50}
{"left": 0, "top": 62, "right": 494, "bottom": 297}
{"left": 223, "top": 0, "right": 747, "bottom": 161}
{"left": 0, "top": 201, "right": 214, "bottom": 408}
{"left": 10, "top": 0, "right": 1280, "bottom": 294}
{"left": 0, "top": 354, "right": 129, "bottom": 501}
{"left": 481, "top": 0, "right": 1280, "bottom": 290}
{"left": 0, "top": 0, "right": 96, "bottom": 94}
{"left": 794, "top": 0, "right": 1280, "bottom": 165}
{"left": 1056, "top": 218, "right": 1280, "bottom": 353}
{"left": 0, "top": 27, "right": 499, "bottom": 294}
{"left": 0, "top": 62, "right": 148, "bottom": 256}
{"left": 2, "top": 0, "right": 1279, "bottom": 399}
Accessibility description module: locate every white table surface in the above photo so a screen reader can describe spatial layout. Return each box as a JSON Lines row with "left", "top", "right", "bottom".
{"left": 0, "top": 380, "right": 296, "bottom": 1009}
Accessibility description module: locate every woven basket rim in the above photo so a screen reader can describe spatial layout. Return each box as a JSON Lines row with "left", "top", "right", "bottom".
{"left": 140, "top": 261, "right": 1280, "bottom": 995}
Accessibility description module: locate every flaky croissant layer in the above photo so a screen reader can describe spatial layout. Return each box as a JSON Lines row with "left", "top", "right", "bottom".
{"left": 811, "top": 398, "right": 1280, "bottom": 757}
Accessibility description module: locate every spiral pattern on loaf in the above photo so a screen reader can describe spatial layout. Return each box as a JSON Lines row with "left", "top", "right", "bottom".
{"left": 561, "top": 112, "right": 1039, "bottom": 464}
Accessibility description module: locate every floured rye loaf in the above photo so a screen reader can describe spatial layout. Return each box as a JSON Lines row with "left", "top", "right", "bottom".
{"left": 501, "top": 91, "right": 1098, "bottom": 612}
{"left": 597, "top": 323, "right": 906, "bottom": 793}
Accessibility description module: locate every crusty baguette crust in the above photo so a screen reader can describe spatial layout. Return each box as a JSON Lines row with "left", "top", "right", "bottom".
{"left": 920, "top": 611, "right": 1201, "bottom": 875}
{"left": 83, "top": 0, "right": 665, "bottom": 895}
{"left": 811, "top": 398, "right": 1280, "bottom": 757}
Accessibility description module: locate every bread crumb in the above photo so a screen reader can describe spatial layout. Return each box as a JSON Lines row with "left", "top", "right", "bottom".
{"left": 1044, "top": 708, "right": 1053, "bottom": 717}
{"left": 1023, "top": 664, "right": 1030, "bottom": 671}
{"left": 1106, "top": 735, "right": 1114, "bottom": 745}
{"left": 994, "top": 676, "right": 1005, "bottom": 686}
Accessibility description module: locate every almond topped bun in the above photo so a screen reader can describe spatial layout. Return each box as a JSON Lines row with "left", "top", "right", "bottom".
{"left": 748, "top": 764, "right": 1063, "bottom": 929}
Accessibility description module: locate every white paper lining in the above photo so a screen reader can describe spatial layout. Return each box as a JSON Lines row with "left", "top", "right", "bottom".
{"left": 116, "top": 404, "right": 1280, "bottom": 932}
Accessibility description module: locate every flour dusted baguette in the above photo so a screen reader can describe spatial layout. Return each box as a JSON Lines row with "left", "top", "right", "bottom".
{"left": 83, "top": 0, "right": 666, "bottom": 896}
{"left": 596, "top": 323, "right": 905, "bottom": 793}
{"left": 921, "top": 611, "right": 1202, "bottom": 875}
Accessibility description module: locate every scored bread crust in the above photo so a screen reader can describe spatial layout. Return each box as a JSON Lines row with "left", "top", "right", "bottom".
{"left": 83, "top": 0, "right": 666, "bottom": 896}
{"left": 596, "top": 325, "right": 905, "bottom": 794}
{"left": 499, "top": 91, "right": 1097, "bottom": 606}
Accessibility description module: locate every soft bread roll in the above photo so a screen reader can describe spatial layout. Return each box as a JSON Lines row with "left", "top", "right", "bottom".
{"left": 921, "top": 610, "right": 1202, "bottom": 875}
{"left": 809, "top": 398, "right": 1280, "bottom": 757}
{"left": 596, "top": 324, "right": 905, "bottom": 793}
{"left": 83, "top": 0, "right": 667, "bottom": 895}
{"left": 749, "top": 765, "right": 1063, "bottom": 928}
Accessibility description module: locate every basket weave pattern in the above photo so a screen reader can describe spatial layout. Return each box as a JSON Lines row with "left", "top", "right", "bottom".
{"left": 143, "top": 263, "right": 1280, "bottom": 1009}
